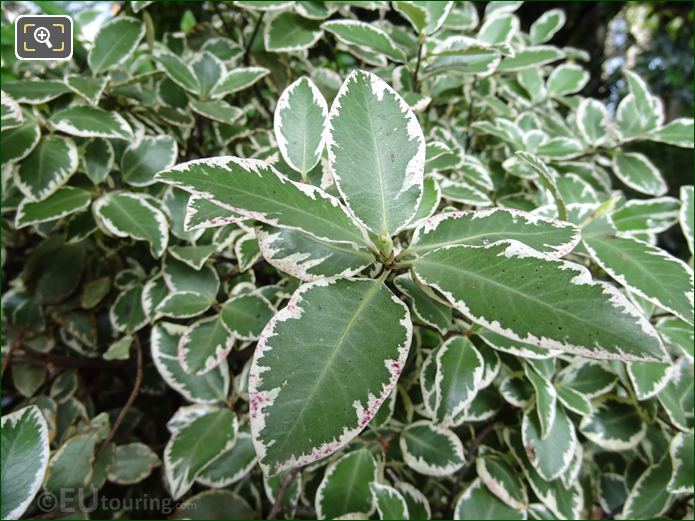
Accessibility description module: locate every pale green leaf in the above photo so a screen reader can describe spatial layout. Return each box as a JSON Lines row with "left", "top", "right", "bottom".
{"left": 50, "top": 106, "right": 133, "bottom": 140}
{"left": 315, "top": 449, "right": 377, "bottom": 519}
{"left": 15, "top": 187, "right": 91, "bottom": 229}
{"left": 400, "top": 420, "right": 464, "bottom": 476}
{"left": 122, "top": 135, "right": 178, "bottom": 187}
{"left": 15, "top": 135, "right": 78, "bottom": 202}
{"left": 264, "top": 11, "right": 322, "bottom": 52}
{"left": 322, "top": 21, "right": 406, "bottom": 62}
{"left": 88, "top": 17, "right": 145, "bottom": 74}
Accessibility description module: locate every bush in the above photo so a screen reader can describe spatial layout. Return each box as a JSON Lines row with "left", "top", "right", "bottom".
{"left": 1, "top": 1, "right": 693, "bottom": 520}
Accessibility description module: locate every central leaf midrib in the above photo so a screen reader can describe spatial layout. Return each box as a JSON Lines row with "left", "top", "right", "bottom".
{"left": 361, "top": 85, "right": 389, "bottom": 235}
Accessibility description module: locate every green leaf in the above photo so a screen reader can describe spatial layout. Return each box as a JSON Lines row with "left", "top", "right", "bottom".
{"left": 156, "top": 156, "right": 367, "bottom": 246}
{"left": 394, "top": 1, "right": 452, "bottom": 35}
{"left": 44, "top": 431, "right": 99, "bottom": 494}
{"left": 657, "top": 357, "right": 693, "bottom": 431}
{"left": 65, "top": 75, "right": 108, "bottom": 105}
{"left": 151, "top": 322, "right": 230, "bottom": 404}
{"left": 454, "top": 478, "right": 525, "bottom": 520}
{"left": 1, "top": 406, "right": 50, "bottom": 520}
{"left": 407, "top": 175, "right": 442, "bottom": 228}
{"left": 185, "top": 196, "right": 245, "bottom": 231}
{"left": 15, "top": 135, "right": 78, "bottom": 201}
{"left": 170, "top": 489, "right": 255, "bottom": 520}
{"left": 110, "top": 284, "right": 147, "bottom": 333}
{"left": 179, "top": 315, "right": 235, "bottom": 375}
{"left": 497, "top": 46, "right": 564, "bottom": 72}
{"left": 220, "top": 293, "right": 275, "bottom": 341}
{"left": 122, "top": 135, "right": 178, "bottom": 187}
{"left": 156, "top": 292, "right": 212, "bottom": 319}
{"left": 396, "top": 483, "right": 431, "bottom": 519}
{"left": 657, "top": 317, "right": 693, "bottom": 360}
{"left": 611, "top": 151, "right": 666, "bottom": 196}
{"left": 189, "top": 99, "right": 244, "bottom": 124}
{"left": 627, "top": 361, "right": 672, "bottom": 401}
{"left": 103, "top": 336, "right": 132, "bottom": 361}
{"left": 322, "top": 21, "right": 406, "bottom": 62}
{"left": 108, "top": 443, "right": 161, "bottom": 485}
{"left": 623, "top": 69, "right": 662, "bottom": 132}
{"left": 433, "top": 337, "right": 484, "bottom": 425}
{"left": 529, "top": 9, "right": 566, "bottom": 44}
{"left": 22, "top": 236, "right": 85, "bottom": 304}
{"left": 1, "top": 121, "right": 40, "bottom": 165}
{"left": 315, "top": 449, "right": 377, "bottom": 519}
{"left": 408, "top": 208, "right": 579, "bottom": 258}
{"left": 15, "top": 186, "right": 91, "bottom": 229}
{"left": 667, "top": 431, "right": 693, "bottom": 494}
{"left": 681, "top": 185, "right": 694, "bottom": 254}
{"left": 554, "top": 384, "right": 592, "bottom": 416}
{"left": 476, "top": 452, "right": 528, "bottom": 509}
{"left": 477, "top": 13, "right": 518, "bottom": 45}
{"left": 556, "top": 359, "right": 617, "bottom": 397}
{"left": 163, "top": 257, "right": 219, "bottom": 300}
{"left": 480, "top": 329, "right": 557, "bottom": 359}
{"left": 88, "top": 17, "right": 145, "bottom": 74}
{"left": 1, "top": 91, "right": 22, "bottom": 130}
{"left": 579, "top": 396, "right": 646, "bottom": 450}
{"left": 583, "top": 217, "right": 694, "bottom": 325}
{"left": 196, "top": 430, "right": 257, "bottom": 487}
{"left": 264, "top": 11, "right": 322, "bottom": 52}
{"left": 371, "top": 483, "right": 410, "bottom": 520}
{"left": 155, "top": 51, "right": 201, "bottom": 94}
{"left": 234, "top": 232, "right": 262, "bottom": 271}
{"left": 611, "top": 196, "right": 680, "bottom": 234}
{"left": 50, "top": 106, "right": 133, "bottom": 140}
{"left": 394, "top": 273, "right": 452, "bottom": 334}
{"left": 169, "top": 244, "right": 217, "bottom": 270}
{"left": 427, "top": 37, "right": 501, "bottom": 76}
{"left": 257, "top": 225, "right": 373, "bottom": 281}
{"left": 621, "top": 455, "right": 674, "bottom": 519}
{"left": 164, "top": 407, "right": 238, "bottom": 499}
{"left": 524, "top": 364, "right": 557, "bottom": 438}
{"left": 412, "top": 242, "right": 666, "bottom": 362}
{"left": 547, "top": 63, "right": 589, "bottom": 97}
{"left": 274, "top": 77, "right": 327, "bottom": 175}
{"left": 211, "top": 67, "right": 270, "bottom": 97}
{"left": 191, "top": 51, "right": 225, "bottom": 98}
{"left": 576, "top": 98, "right": 609, "bottom": 146}
{"left": 2, "top": 80, "right": 70, "bottom": 104}
{"left": 83, "top": 137, "right": 114, "bottom": 184}
{"left": 327, "top": 70, "right": 425, "bottom": 236}
{"left": 522, "top": 404, "right": 576, "bottom": 481}
{"left": 93, "top": 192, "right": 169, "bottom": 258}
{"left": 249, "top": 278, "right": 410, "bottom": 475}
{"left": 435, "top": 174, "right": 492, "bottom": 207}
{"left": 265, "top": 469, "right": 302, "bottom": 517}
{"left": 400, "top": 420, "right": 464, "bottom": 476}
{"left": 649, "top": 117, "right": 694, "bottom": 148}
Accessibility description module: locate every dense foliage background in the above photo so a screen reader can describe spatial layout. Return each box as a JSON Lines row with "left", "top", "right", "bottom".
{"left": 1, "top": 1, "right": 693, "bottom": 520}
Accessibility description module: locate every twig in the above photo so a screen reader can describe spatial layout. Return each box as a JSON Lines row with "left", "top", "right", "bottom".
{"left": 464, "top": 76, "right": 478, "bottom": 150}
{"left": 243, "top": 11, "right": 265, "bottom": 65}
{"left": 11, "top": 352, "right": 125, "bottom": 370}
{"left": 213, "top": 2, "right": 235, "bottom": 37}
{"left": 267, "top": 466, "right": 301, "bottom": 519}
{"left": 412, "top": 36, "right": 425, "bottom": 91}
{"left": 95, "top": 335, "right": 143, "bottom": 461}
{"left": 1, "top": 333, "right": 22, "bottom": 379}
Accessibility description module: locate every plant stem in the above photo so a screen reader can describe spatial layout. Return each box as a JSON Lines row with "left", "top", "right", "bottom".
{"left": 412, "top": 34, "right": 425, "bottom": 91}
{"left": 267, "top": 466, "right": 301, "bottom": 519}
{"left": 243, "top": 11, "right": 265, "bottom": 65}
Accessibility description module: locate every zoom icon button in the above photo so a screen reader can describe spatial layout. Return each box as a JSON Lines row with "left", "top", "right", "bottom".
{"left": 15, "top": 15, "right": 73, "bottom": 60}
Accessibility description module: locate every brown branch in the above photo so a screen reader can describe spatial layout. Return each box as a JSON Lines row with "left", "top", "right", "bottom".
{"left": 95, "top": 335, "right": 143, "bottom": 461}
{"left": 267, "top": 466, "right": 301, "bottom": 519}
{"left": 243, "top": 11, "right": 265, "bottom": 65}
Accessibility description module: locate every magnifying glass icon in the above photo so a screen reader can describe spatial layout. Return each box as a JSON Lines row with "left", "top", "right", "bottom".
{"left": 34, "top": 27, "right": 52, "bottom": 49}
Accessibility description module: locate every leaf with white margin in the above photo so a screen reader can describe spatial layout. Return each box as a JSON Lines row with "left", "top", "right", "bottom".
{"left": 179, "top": 315, "right": 235, "bottom": 375}
{"left": 151, "top": 322, "right": 229, "bottom": 404}
{"left": 420, "top": 348, "right": 437, "bottom": 416}
{"left": 156, "top": 157, "right": 367, "bottom": 247}
{"left": 274, "top": 77, "right": 327, "bottom": 176}
{"left": 522, "top": 404, "right": 576, "bottom": 481}
{"left": 583, "top": 217, "right": 693, "bottom": 325}
{"left": 196, "top": 430, "right": 257, "bottom": 488}
{"left": 649, "top": 118, "right": 694, "bottom": 148}
{"left": 249, "top": 278, "right": 411, "bottom": 475}
{"left": 164, "top": 407, "right": 238, "bottom": 500}
{"left": 264, "top": 11, "right": 322, "bottom": 52}
{"left": 322, "top": 21, "right": 406, "bottom": 62}
{"left": 93, "top": 192, "right": 169, "bottom": 258}
{"left": 108, "top": 443, "right": 160, "bottom": 485}
{"left": 189, "top": 99, "right": 243, "bottom": 125}
{"left": 15, "top": 187, "right": 91, "bottom": 229}
{"left": 170, "top": 489, "right": 255, "bottom": 519}
{"left": 156, "top": 292, "right": 212, "bottom": 319}
{"left": 163, "top": 257, "right": 219, "bottom": 300}
{"left": 122, "top": 135, "right": 178, "bottom": 187}
{"left": 547, "top": 64, "right": 589, "bottom": 97}
{"left": 234, "top": 232, "right": 261, "bottom": 271}
{"left": 477, "top": 452, "right": 528, "bottom": 509}
{"left": 315, "top": 449, "right": 377, "bottom": 520}
{"left": 556, "top": 359, "right": 617, "bottom": 397}
{"left": 529, "top": 9, "right": 566, "bottom": 44}
{"left": 184, "top": 196, "right": 245, "bottom": 231}
{"left": 88, "top": 16, "right": 144, "bottom": 74}
{"left": 554, "top": 384, "right": 592, "bottom": 416}
{"left": 621, "top": 455, "right": 674, "bottom": 519}
{"left": 427, "top": 36, "right": 501, "bottom": 76}
{"left": 14, "top": 136, "right": 78, "bottom": 202}
{"left": 169, "top": 244, "right": 218, "bottom": 270}
{"left": 408, "top": 208, "right": 580, "bottom": 258}
{"left": 524, "top": 363, "right": 557, "bottom": 438}
{"left": 83, "top": 137, "right": 114, "bottom": 184}
{"left": 657, "top": 317, "right": 693, "bottom": 360}
{"left": 576, "top": 98, "right": 609, "bottom": 147}
{"left": 627, "top": 361, "right": 672, "bottom": 401}
{"left": 407, "top": 175, "right": 442, "bottom": 228}
{"left": 680, "top": 185, "right": 694, "bottom": 254}
{"left": 44, "top": 430, "right": 99, "bottom": 494}
{"left": 65, "top": 75, "right": 109, "bottom": 106}
{"left": 110, "top": 284, "right": 147, "bottom": 333}
{"left": 668, "top": 431, "right": 693, "bottom": 494}
{"left": 505, "top": 427, "right": 583, "bottom": 520}
{"left": 0, "top": 405, "right": 50, "bottom": 520}
{"left": 433, "top": 337, "right": 484, "bottom": 426}
{"left": 579, "top": 396, "right": 646, "bottom": 450}
{"left": 598, "top": 473, "right": 627, "bottom": 514}
{"left": 435, "top": 174, "right": 492, "bottom": 207}
{"left": 1, "top": 91, "right": 22, "bottom": 130}
{"left": 2, "top": 121, "right": 40, "bottom": 165}
{"left": 477, "top": 13, "right": 518, "bottom": 45}
{"left": 396, "top": 482, "right": 431, "bottom": 519}
{"left": 480, "top": 329, "right": 558, "bottom": 359}
{"left": 623, "top": 69, "right": 662, "bottom": 132}
{"left": 497, "top": 46, "right": 565, "bottom": 72}
{"left": 454, "top": 478, "right": 526, "bottom": 520}
{"left": 412, "top": 241, "right": 667, "bottom": 362}
{"left": 155, "top": 51, "right": 201, "bottom": 94}
{"left": 611, "top": 196, "right": 680, "bottom": 234}
{"left": 257, "top": 225, "right": 373, "bottom": 282}
{"left": 327, "top": 70, "right": 424, "bottom": 237}
{"left": 211, "top": 67, "right": 270, "bottom": 97}
{"left": 371, "top": 483, "right": 409, "bottom": 520}
{"left": 394, "top": 273, "right": 452, "bottom": 334}
{"left": 657, "top": 356, "right": 693, "bottom": 431}
{"left": 220, "top": 293, "right": 275, "bottom": 341}
{"left": 537, "top": 137, "right": 584, "bottom": 160}
{"left": 190, "top": 51, "right": 224, "bottom": 98}
{"left": 2, "top": 80, "right": 70, "bottom": 104}
{"left": 50, "top": 106, "right": 133, "bottom": 140}
{"left": 611, "top": 151, "right": 666, "bottom": 196}
{"left": 400, "top": 420, "right": 464, "bottom": 476}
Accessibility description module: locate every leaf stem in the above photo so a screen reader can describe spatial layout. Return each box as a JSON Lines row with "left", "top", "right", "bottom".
{"left": 267, "top": 466, "right": 301, "bottom": 519}
{"left": 412, "top": 34, "right": 426, "bottom": 91}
